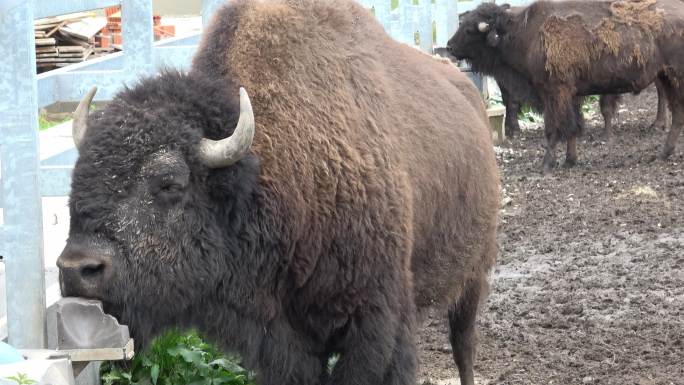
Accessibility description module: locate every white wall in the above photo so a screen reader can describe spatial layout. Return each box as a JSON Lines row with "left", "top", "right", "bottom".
{"left": 153, "top": 0, "right": 202, "bottom": 15}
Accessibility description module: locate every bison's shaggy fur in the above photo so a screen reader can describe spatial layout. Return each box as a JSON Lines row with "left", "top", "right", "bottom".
{"left": 448, "top": 0, "right": 684, "bottom": 172}
{"left": 58, "top": 1, "right": 500, "bottom": 385}
{"left": 540, "top": 0, "right": 664, "bottom": 81}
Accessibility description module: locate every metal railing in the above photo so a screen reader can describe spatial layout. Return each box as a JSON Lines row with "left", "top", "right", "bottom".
{"left": 0, "top": 0, "right": 223, "bottom": 349}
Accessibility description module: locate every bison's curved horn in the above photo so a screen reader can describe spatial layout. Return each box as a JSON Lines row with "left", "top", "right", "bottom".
{"left": 478, "top": 22, "right": 490, "bottom": 33}
{"left": 199, "top": 87, "right": 255, "bottom": 168}
{"left": 72, "top": 86, "right": 97, "bottom": 151}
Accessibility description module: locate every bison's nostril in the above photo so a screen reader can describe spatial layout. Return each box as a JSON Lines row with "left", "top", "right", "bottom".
{"left": 80, "top": 262, "right": 106, "bottom": 279}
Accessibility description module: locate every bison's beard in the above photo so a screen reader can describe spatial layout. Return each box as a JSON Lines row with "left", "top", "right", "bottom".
{"left": 103, "top": 299, "right": 190, "bottom": 350}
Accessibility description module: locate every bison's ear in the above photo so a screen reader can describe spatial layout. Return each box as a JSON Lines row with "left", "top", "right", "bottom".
{"left": 486, "top": 29, "right": 500, "bottom": 47}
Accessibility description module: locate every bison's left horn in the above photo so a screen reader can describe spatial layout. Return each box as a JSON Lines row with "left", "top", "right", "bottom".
{"left": 478, "top": 22, "right": 490, "bottom": 33}
{"left": 199, "top": 87, "right": 255, "bottom": 168}
{"left": 72, "top": 86, "right": 97, "bottom": 151}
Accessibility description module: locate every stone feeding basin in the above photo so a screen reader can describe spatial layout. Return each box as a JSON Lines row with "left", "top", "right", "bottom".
{"left": 2, "top": 298, "right": 134, "bottom": 385}
{"left": 45, "top": 297, "right": 134, "bottom": 361}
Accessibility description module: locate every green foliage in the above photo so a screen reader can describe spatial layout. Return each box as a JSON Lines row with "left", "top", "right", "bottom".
{"left": 327, "top": 353, "right": 341, "bottom": 374}
{"left": 100, "top": 330, "right": 254, "bottom": 385}
{"left": 517, "top": 104, "right": 543, "bottom": 124}
{"left": 5, "top": 373, "right": 36, "bottom": 385}
{"left": 488, "top": 95, "right": 504, "bottom": 107}
{"left": 38, "top": 115, "right": 70, "bottom": 131}
{"left": 582, "top": 95, "right": 600, "bottom": 116}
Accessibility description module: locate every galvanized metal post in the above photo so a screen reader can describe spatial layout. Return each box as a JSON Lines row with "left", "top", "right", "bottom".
{"left": 0, "top": 0, "right": 47, "bottom": 349}
{"left": 434, "top": 0, "right": 458, "bottom": 48}
{"left": 417, "top": 0, "right": 432, "bottom": 52}
{"left": 122, "top": 0, "right": 155, "bottom": 77}
{"left": 202, "top": 0, "right": 225, "bottom": 27}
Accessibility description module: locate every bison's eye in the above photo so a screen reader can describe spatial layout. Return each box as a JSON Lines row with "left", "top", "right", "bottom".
{"left": 150, "top": 174, "right": 188, "bottom": 206}
{"left": 159, "top": 182, "right": 183, "bottom": 194}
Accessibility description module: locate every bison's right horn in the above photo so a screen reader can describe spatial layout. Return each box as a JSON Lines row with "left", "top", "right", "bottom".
{"left": 72, "top": 86, "right": 97, "bottom": 151}
{"left": 198, "top": 87, "right": 255, "bottom": 168}
{"left": 478, "top": 22, "right": 490, "bottom": 33}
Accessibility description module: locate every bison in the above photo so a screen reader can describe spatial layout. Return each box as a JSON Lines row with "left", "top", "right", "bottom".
{"left": 56, "top": 1, "right": 500, "bottom": 385}
{"left": 447, "top": 0, "right": 684, "bottom": 173}
{"left": 442, "top": 7, "right": 670, "bottom": 140}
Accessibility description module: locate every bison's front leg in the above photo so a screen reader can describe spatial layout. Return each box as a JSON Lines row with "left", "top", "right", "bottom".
{"left": 501, "top": 86, "right": 522, "bottom": 137}
{"left": 253, "top": 318, "right": 325, "bottom": 385}
{"left": 658, "top": 77, "right": 683, "bottom": 160}
{"left": 660, "top": 98, "right": 683, "bottom": 160}
{"left": 324, "top": 299, "right": 416, "bottom": 385}
{"left": 541, "top": 110, "right": 560, "bottom": 173}
{"left": 599, "top": 94, "right": 619, "bottom": 142}
{"left": 542, "top": 90, "right": 583, "bottom": 173}
{"left": 651, "top": 78, "right": 670, "bottom": 131}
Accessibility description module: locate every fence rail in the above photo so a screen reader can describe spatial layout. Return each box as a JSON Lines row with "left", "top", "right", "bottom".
{"left": 0, "top": 0, "right": 527, "bottom": 349}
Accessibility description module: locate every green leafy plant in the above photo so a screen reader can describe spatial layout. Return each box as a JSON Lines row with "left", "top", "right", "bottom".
{"left": 101, "top": 330, "right": 254, "bottom": 385}
{"left": 38, "top": 115, "right": 70, "bottom": 131}
{"left": 5, "top": 373, "right": 36, "bottom": 385}
{"left": 582, "top": 94, "right": 600, "bottom": 117}
{"left": 517, "top": 104, "right": 543, "bottom": 123}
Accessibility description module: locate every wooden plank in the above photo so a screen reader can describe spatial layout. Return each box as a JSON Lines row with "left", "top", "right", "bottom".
{"left": 36, "top": 57, "right": 86, "bottom": 63}
{"left": 34, "top": 23, "right": 60, "bottom": 30}
{"left": 34, "top": 12, "right": 95, "bottom": 26}
{"left": 58, "top": 46, "right": 87, "bottom": 53}
{"left": 36, "top": 53, "right": 59, "bottom": 58}
{"left": 35, "top": 37, "right": 56, "bottom": 45}
{"left": 36, "top": 46, "right": 58, "bottom": 53}
{"left": 44, "top": 20, "right": 68, "bottom": 38}
{"left": 56, "top": 31, "right": 92, "bottom": 47}
{"left": 56, "top": 52, "right": 90, "bottom": 58}
{"left": 61, "top": 17, "right": 107, "bottom": 40}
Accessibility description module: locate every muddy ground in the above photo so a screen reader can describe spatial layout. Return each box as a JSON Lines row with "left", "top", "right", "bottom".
{"left": 417, "top": 84, "right": 684, "bottom": 385}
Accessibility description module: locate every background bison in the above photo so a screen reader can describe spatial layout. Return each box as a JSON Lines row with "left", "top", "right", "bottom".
{"left": 57, "top": 0, "right": 499, "bottom": 385}
{"left": 448, "top": 0, "right": 684, "bottom": 173}
{"left": 445, "top": 6, "right": 670, "bottom": 140}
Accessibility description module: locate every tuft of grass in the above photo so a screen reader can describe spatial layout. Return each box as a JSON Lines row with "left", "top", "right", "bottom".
{"left": 38, "top": 115, "right": 70, "bottom": 131}
{"left": 518, "top": 104, "right": 543, "bottom": 124}
{"left": 582, "top": 95, "right": 600, "bottom": 117}
{"left": 5, "top": 373, "right": 36, "bottom": 385}
{"left": 100, "top": 330, "right": 254, "bottom": 385}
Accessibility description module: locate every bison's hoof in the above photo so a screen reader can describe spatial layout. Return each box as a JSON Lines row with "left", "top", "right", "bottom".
{"left": 599, "top": 132, "right": 613, "bottom": 144}
{"left": 658, "top": 151, "right": 672, "bottom": 161}
{"left": 649, "top": 123, "right": 668, "bottom": 132}
{"left": 542, "top": 163, "right": 555, "bottom": 175}
{"left": 563, "top": 159, "right": 577, "bottom": 168}
{"left": 505, "top": 129, "right": 519, "bottom": 138}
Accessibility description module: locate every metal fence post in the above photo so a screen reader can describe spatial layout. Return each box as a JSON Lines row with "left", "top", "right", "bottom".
{"left": 202, "top": 0, "right": 225, "bottom": 27}
{"left": 122, "top": 0, "right": 155, "bottom": 77}
{"left": 434, "top": 0, "right": 458, "bottom": 48}
{"left": 0, "top": 0, "right": 47, "bottom": 349}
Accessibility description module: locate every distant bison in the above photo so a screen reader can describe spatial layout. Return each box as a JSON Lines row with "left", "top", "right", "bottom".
{"left": 57, "top": 1, "right": 499, "bottom": 385}
{"left": 443, "top": 6, "right": 670, "bottom": 140}
{"left": 448, "top": 0, "right": 684, "bottom": 172}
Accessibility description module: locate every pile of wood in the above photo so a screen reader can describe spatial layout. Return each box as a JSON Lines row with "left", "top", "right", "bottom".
{"left": 34, "top": 12, "right": 112, "bottom": 73}
{"left": 34, "top": 7, "right": 176, "bottom": 73}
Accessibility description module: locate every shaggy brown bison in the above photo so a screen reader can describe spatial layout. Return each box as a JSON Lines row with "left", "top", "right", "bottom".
{"left": 448, "top": 0, "right": 684, "bottom": 173}
{"left": 56, "top": 0, "right": 500, "bottom": 384}
{"left": 443, "top": 6, "right": 670, "bottom": 139}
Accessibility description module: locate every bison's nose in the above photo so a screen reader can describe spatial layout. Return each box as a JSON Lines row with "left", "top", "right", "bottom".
{"left": 57, "top": 242, "right": 112, "bottom": 297}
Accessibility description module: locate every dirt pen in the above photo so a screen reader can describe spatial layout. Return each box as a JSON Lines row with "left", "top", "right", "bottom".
{"left": 418, "top": 84, "right": 684, "bottom": 385}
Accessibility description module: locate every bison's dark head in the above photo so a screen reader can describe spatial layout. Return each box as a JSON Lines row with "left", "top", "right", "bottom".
{"left": 447, "top": 3, "right": 511, "bottom": 73}
{"left": 56, "top": 71, "right": 259, "bottom": 346}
